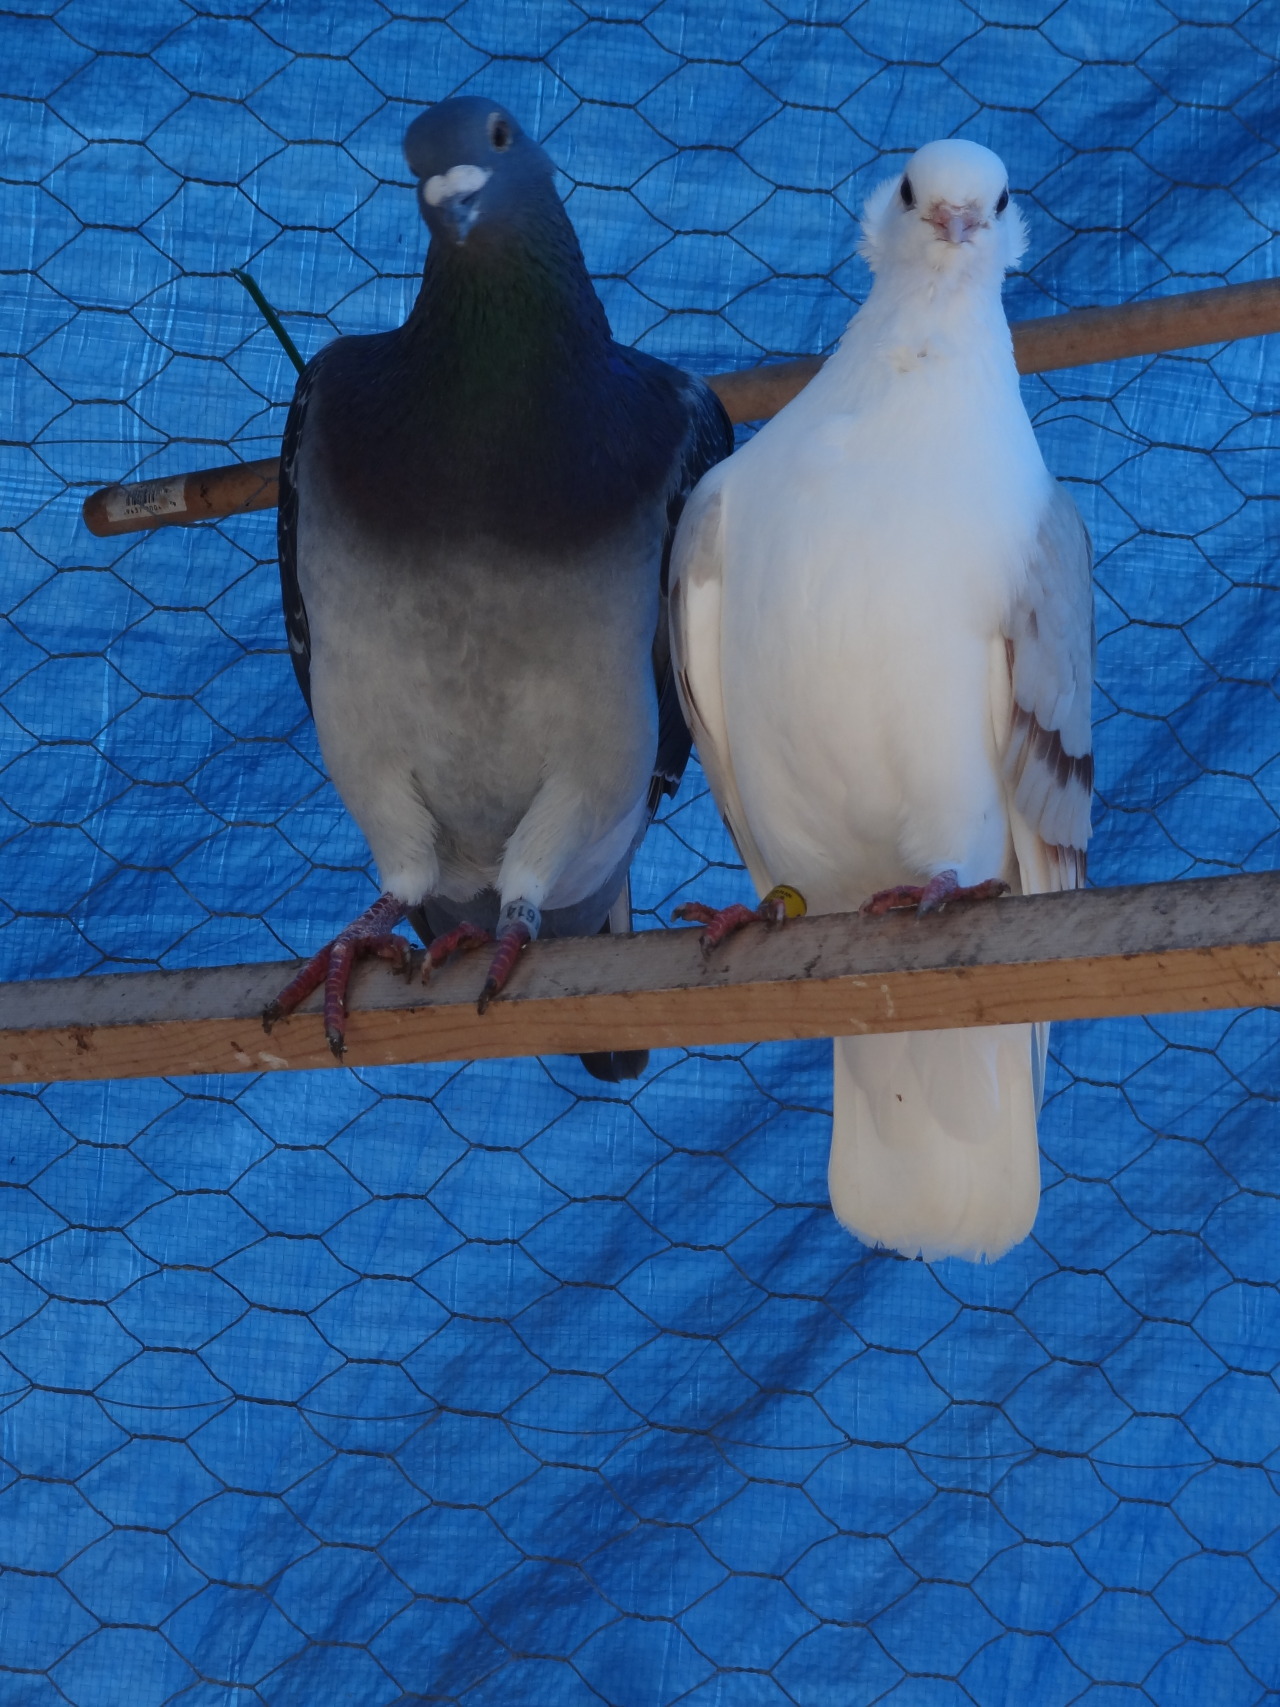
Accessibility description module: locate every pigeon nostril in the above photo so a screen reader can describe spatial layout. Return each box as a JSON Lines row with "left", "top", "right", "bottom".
{"left": 438, "top": 189, "right": 484, "bottom": 243}
{"left": 927, "top": 203, "right": 980, "bottom": 244}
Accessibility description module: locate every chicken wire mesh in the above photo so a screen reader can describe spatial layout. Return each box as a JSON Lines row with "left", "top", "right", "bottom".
{"left": 2, "top": 0, "right": 1280, "bottom": 1702}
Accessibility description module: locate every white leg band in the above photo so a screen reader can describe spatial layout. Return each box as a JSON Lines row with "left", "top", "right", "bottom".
{"left": 499, "top": 899, "right": 541, "bottom": 938}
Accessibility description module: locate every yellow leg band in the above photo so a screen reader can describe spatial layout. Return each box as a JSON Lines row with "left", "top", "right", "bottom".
{"left": 762, "top": 884, "right": 807, "bottom": 920}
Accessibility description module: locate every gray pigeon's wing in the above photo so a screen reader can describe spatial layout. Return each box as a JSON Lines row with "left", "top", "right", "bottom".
{"left": 649, "top": 372, "right": 735, "bottom": 811}
{"left": 1003, "top": 480, "right": 1095, "bottom": 894}
{"left": 276, "top": 354, "right": 326, "bottom": 712}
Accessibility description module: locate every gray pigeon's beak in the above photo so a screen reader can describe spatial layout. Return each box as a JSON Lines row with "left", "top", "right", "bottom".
{"left": 422, "top": 163, "right": 492, "bottom": 247}
{"left": 438, "top": 191, "right": 483, "bottom": 245}
{"left": 927, "top": 201, "right": 982, "bottom": 244}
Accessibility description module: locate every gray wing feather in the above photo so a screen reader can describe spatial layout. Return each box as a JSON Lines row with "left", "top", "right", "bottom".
{"left": 276, "top": 354, "right": 327, "bottom": 711}
{"left": 650, "top": 374, "right": 734, "bottom": 808}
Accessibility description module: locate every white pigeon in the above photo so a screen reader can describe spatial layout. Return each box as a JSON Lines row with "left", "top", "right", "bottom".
{"left": 669, "top": 139, "right": 1094, "bottom": 1262}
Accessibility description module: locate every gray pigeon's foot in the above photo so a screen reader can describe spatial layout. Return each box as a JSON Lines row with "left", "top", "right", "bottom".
{"left": 673, "top": 883, "right": 807, "bottom": 956}
{"left": 263, "top": 893, "right": 411, "bottom": 1059}
{"left": 426, "top": 920, "right": 492, "bottom": 975}
{"left": 477, "top": 924, "right": 532, "bottom": 1015}
{"left": 477, "top": 901, "right": 541, "bottom": 1015}
{"left": 861, "top": 870, "right": 1009, "bottom": 918}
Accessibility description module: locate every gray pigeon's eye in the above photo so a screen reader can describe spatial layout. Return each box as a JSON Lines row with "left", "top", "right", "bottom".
{"left": 996, "top": 187, "right": 1009, "bottom": 214}
{"left": 489, "top": 115, "right": 513, "bottom": 151}
{"left": 900, "top": 176, "right": 915, "bottom": 209}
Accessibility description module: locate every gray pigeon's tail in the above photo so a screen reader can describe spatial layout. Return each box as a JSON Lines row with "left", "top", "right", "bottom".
{"left": 408, "top": 891, "right": 650, "bottom": 1084}
{"left": 578, "top": 1047, "right": 648, "bottom": 1082}
{"left": 578, "top": 879, "right": 648, "bottom": 1083}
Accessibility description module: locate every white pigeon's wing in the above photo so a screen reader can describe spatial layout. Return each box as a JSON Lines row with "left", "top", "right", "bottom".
{"left": 648, "top": 372, "right": 735, "bottom": 812}
{"left": 669, "top": 471, "right": 773, "bottom": 894}
{"left": 1002, "top": 480, "right": 1095, "bottom": 897}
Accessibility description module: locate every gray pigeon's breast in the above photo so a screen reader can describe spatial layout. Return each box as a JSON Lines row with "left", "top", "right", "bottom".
{"left": 296, "top": 472, "right": 665, "bottom": 894}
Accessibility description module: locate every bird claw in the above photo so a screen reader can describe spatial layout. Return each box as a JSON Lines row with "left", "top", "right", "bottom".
{"left": 860, "top": 885, "right": 928, "bottom": 917}
{"left": 425, "top": 921, "right": 493, "bottom": 980}
{"left": 673, "top": 885, "right": 806, "bottom": 956}
{"left": 861, "top": 871, "right": 1010, "bottom": 918}
{"left": 262, "top": 894, "right": 410, "bottom": 1056}
{"left": 673, "top": 901, "right": 762, "bottom": 956}
{"left": 476, "top": 923, "right": 531, "bottom": 1014}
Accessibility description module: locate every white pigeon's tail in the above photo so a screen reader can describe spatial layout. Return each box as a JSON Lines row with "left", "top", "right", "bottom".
{"left": 828, "top": 1023, "right": 1043, "bottom": 1262}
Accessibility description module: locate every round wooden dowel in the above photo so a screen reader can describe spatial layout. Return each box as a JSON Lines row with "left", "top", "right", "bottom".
{"left": 81, "top": 278, "right": 1280, "bottom": 538}
{"left": 708, "top": 277, "right": 1280, "bottom": 422}
{"left": 82, "top": 457, "right": 281, "bottom": 539}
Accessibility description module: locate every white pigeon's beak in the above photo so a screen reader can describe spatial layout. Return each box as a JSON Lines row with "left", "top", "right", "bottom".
{"left": 926, "top": 201, "right": 983, "bottom": 245}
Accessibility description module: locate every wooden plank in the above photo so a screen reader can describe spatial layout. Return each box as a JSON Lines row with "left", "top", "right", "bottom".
{"left": 0, "top": 873, "right": 1276, "bottom": 1087}
{"left": 81, "top": 279, "right": 1280, "bottom": 537}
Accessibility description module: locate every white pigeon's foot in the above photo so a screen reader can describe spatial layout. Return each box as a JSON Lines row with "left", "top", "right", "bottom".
{"left": 861, "top": 869, "right": 1009, "bottom": 918}
{"left": 674, "top": 884, "right": 807, "bottom": 956}
{"left": 262, "top": 893, "right": 412, "bottom": 1059}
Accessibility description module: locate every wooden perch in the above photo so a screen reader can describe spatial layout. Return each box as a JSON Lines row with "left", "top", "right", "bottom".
{"left": 83, "top": 457, "right": 280, "bottom": 539}
{"left": 710, "top": 276, "right": 1280, "bottom": 422}
{"left": 81, "top": 277, "right": 1280, "bottom": 538}
{"left": 1, "top": 873, "right": 1276, "bottom": 1087}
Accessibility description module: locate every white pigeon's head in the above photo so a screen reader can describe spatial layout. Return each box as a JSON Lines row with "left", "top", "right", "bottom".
{"left": 858, "top": 139, "right": 1026, "bottom": 284}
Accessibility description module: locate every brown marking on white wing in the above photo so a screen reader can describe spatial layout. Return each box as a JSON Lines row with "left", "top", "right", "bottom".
{"left": 1003, "top": 481, "right": 1094, "bottom": 895}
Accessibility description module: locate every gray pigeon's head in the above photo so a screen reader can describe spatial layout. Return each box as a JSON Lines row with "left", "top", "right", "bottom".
{"left": 859, "top": 138, "right": 1027, "bottom": 283}
{"left": 403, "top": 96, "right": 557, "bottom": 249}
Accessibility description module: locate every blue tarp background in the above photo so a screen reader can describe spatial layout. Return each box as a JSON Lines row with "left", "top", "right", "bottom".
{"left": 3, "top": 0, "right": 1280, "bottom": 1701}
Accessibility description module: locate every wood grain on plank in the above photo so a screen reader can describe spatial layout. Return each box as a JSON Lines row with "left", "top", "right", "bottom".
{"left": 2, "top": 874, "right": 1277, "bottom": 1086}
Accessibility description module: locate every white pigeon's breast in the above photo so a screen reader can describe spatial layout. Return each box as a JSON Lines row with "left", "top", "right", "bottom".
{"left": 714, "top": 363, "right": 1053, "bottom": 907}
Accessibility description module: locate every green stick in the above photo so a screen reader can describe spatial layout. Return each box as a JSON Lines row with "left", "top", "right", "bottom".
{"left": 231, "top": 268, "right": 306, "bottom": 375}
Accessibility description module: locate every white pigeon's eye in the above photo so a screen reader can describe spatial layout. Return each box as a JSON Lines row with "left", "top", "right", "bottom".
{"left": 900, "top": 176, "right": 915, "bottom": 209}
{"left": 488, "top": 114, "right": 513, "bottom": 152}
{"left": 996, "top": 187, "right": 1009, "bottom": 214}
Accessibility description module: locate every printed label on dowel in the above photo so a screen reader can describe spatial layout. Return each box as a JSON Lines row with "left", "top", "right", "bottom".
{"left": 104, "top": 475, "right": 188, "bottom": 523}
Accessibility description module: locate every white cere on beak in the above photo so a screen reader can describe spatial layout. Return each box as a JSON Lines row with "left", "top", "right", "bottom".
{"left": 927, "top": 201, "right": 983, "bottom": 245}
{"left": 424, "top": 164, "right": 492, "bottom": 208}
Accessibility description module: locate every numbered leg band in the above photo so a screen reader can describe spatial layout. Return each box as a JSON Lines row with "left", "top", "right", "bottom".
{"left": 499, "top": 899, "right": 541, "bottom": 937}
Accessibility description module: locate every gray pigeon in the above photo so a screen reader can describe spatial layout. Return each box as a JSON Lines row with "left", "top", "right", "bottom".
{"left": 263, "top": 96, "right": 732, "bottom": 1078}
